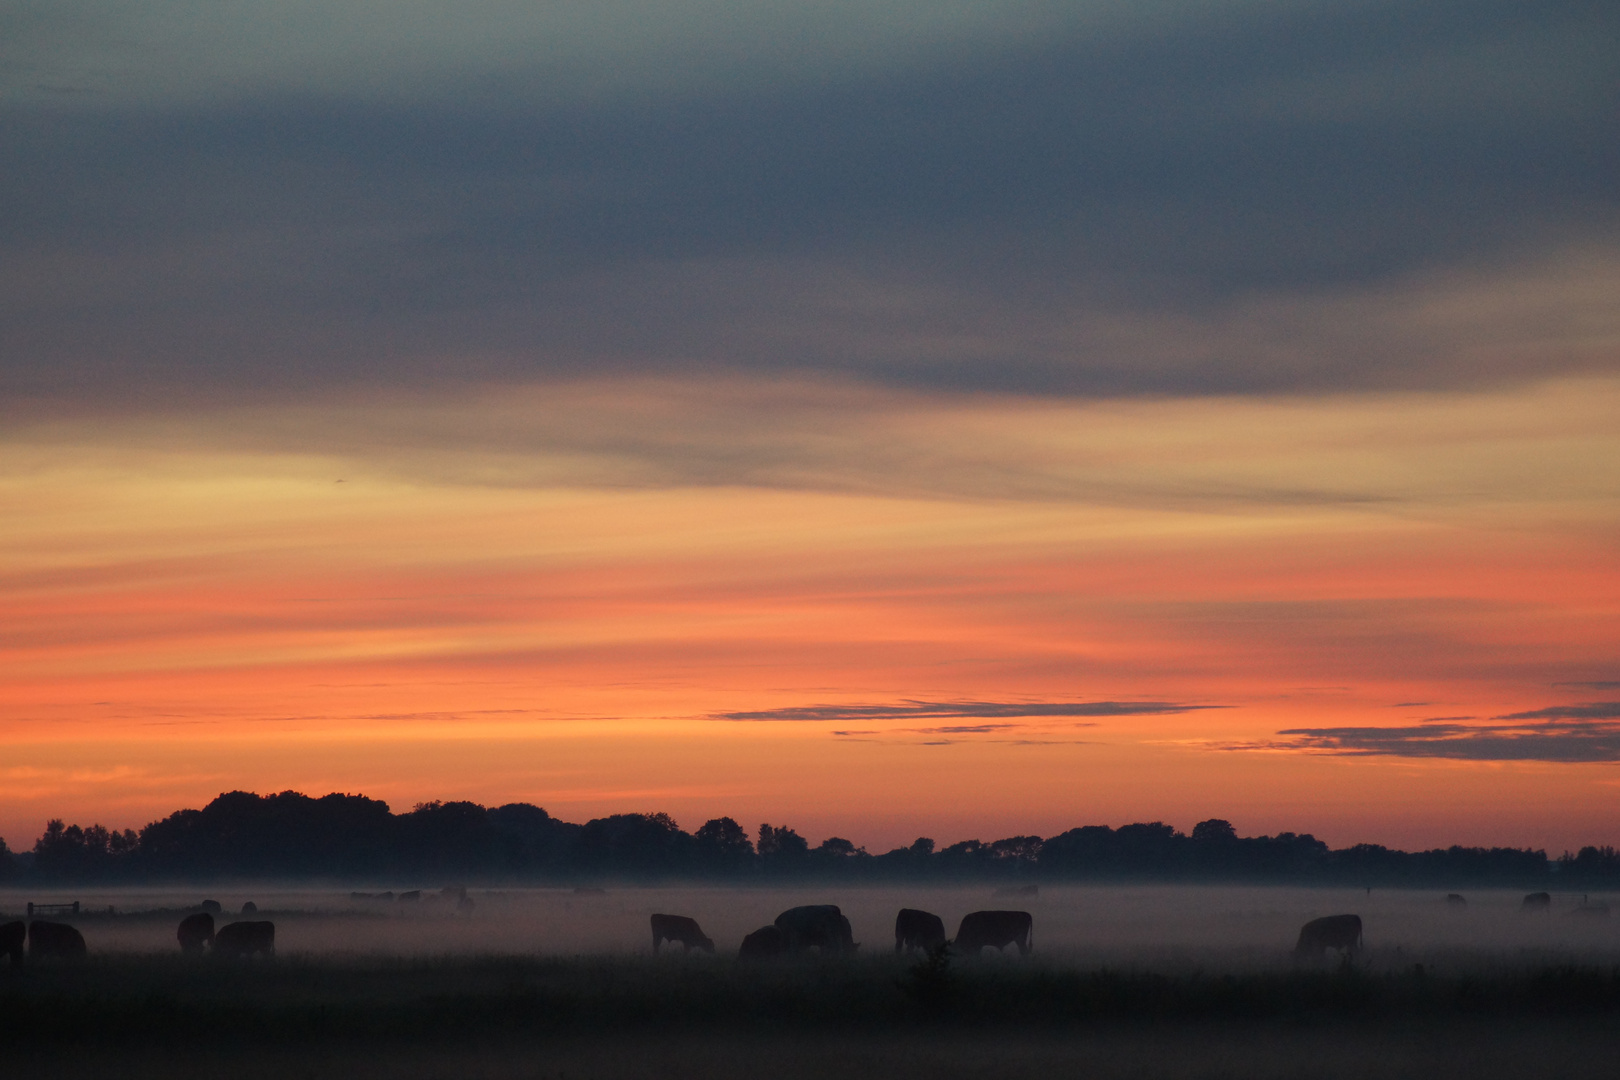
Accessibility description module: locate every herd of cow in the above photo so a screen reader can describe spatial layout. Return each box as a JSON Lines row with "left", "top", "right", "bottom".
{"left": 0, "top": 890, "right": 1595, "bottom": 967}
{"left": 652, "top": 905, "right": 1034, "bottom": 958}
{"left": 0, "top": 913, "right": 276, "bottom": 965}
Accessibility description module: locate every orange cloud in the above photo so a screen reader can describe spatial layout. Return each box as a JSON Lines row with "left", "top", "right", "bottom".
{"left": 2, "top": 378, "right": 1618, "bottom": 851}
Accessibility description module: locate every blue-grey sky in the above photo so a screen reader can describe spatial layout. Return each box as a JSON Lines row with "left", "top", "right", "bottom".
{"left": 3, "top": 0, "right": 1616, "bottom": 405}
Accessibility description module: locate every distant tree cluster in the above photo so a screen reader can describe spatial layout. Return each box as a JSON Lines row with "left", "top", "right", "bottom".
{"left": 2, "top": 792, "right": 1611, "bottom": 888}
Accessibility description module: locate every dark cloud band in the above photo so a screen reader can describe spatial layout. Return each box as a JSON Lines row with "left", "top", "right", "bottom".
{"left": 716, "top": 700, "right": 1223, "bottom": 722}
{"left": 1252, "top": 703, "right": 1620, "bottom": 762}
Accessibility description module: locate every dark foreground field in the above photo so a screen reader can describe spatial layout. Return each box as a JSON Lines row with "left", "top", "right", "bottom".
{"left": 6, "top": 952, "right": 1620, "bottom": 1079}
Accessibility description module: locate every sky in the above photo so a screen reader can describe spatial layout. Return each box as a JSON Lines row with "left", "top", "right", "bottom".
{"left": 2, "top": 1, "right": 1618, "bottom": 854}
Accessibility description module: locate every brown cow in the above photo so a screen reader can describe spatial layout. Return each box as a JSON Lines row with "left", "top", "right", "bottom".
{"left": 651, "top": 913, "right": 715, "bottom": 952}
{"left": 1294, "top": 914, "right": 1362, "bottom": 959}
{"left": 1, "top": 921, "right": 23, "bottom": 966}
{"left": 28, "top": 920, "right": 87, "bottom": 959}
{"left": 894, "top": 908, "right": 946, "bottom": 954}
{"left": 774, "top": 905, "right": 857, "bottom": 955}
{"left": 738, "top": 924, "right": 788, "bottom": 958}
{"left": 214, "top": 920, "right": 275, "bottom": 958}
{"left": 953, "top": 910, "right": 1032, "bottom": 955}
{"left": 177, "top": 912, "right": 215, "bottom": 955}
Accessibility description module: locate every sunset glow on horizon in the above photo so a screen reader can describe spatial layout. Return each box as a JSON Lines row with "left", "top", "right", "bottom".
{"left": 4, "top": 2, "right": 1618, "bottom": 862}
{"left": 5, "top": 376, "right": 1617, "bottom": 853}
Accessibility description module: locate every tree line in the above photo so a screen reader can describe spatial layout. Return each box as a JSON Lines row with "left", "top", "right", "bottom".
{"left": 2, "top": 789, "right": 1616, "bottom": 887}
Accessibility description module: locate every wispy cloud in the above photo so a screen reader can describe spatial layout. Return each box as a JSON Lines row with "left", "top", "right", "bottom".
{"left": 1494, "top": 702, "right": 1620, "bottom": 722}
{"left": 715, "top": 699, "right": 1224, "bottom": 722}
{"left": 1229, "top": 703, "right": 1620, "bottom": 762}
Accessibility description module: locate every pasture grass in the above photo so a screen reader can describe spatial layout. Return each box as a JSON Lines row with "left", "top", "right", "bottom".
{"left": 4, "top": 950, "right": 1620, "bottom": 1046}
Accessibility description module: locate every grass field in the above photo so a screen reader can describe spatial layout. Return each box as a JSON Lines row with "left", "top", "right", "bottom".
{"left": 6, "top": 950, "right": 1620, "bottom": 1079}
{"left": 5, "top": 885, "right": 1618, "bottom": 1078}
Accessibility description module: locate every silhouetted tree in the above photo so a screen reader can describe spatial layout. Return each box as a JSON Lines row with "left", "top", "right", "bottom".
{"left": 757, "top": 823, "right": 809, "bottom": 874}
{"left": 32, "top": 819, "right": 139, "bottom": 881}
{"left": 575, "top": 813, "right": 692, "bottom": 879}
{"left": 693, "top": 817, "right": 755, "bottom": 874}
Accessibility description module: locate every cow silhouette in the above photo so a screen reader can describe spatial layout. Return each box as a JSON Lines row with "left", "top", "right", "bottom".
{"left": 953, "top": 910, "right": 1032, "bottom": 955}
{"left": 738, "top": 924, "right": 788, "bottom": 958}
{"left": 650, "top": 913, "right": 715, "bottom": 953}
{"left": 1445, "top": 894, "right": 1467, "bottom": 909}
{"left": 1522, "top": 891, "right": 1552, "bottom": 912}
{"left": 177, "top": 912, "right": 215, "bottom": 955}
{"left": 1294, "top": 914, "right": 1362, "bottom": 959}
{"left": 894, "top": 908, "right": 946, "bottom": 954}
{"left": 0, "top": 921, "right": 23, "bottom": 966}
{"left": 774, "top": 905, "right": 857, "bottom": 954}
{"left": 28, "top": 920, "right": 87, "bottom": 959}
{"left": 214, "top": 920, "right": 275, "bottom": 958}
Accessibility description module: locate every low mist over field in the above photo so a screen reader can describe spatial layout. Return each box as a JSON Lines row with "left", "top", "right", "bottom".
{"left": 6, "top": 884, "right": 1617, "bottom": 969}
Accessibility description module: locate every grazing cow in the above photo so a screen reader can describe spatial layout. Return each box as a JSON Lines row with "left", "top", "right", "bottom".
{"left": 1294, "top": 914, "right": 1362, "bottom": 959}
{"left": 1, "top": 921, "right": 24, "bottom": 966}
{"left": 214, "top": 920, "right": 275, "bottom": 958}
{"left": 28, "top": 920, "right": 87, "bottom": 959}
{"left": 954, "top": 910, "right": 1032, "bottom": 956}
{"left": 241, "top": 901, "right": 257, "bottom": 914}
{"left": 1445, "top": 894, "right": 1467, "bottom": 909}
{"left": 894, "top": 908, "right": 947, "bottom": 954}
{"left": 738, "top": 925, "right": 788, "bottom": 958}
{"left": 177, "top": 912, "right": 215, "bottom": 955}
{"left": 651, "top": 914, "right": 715, "bottom": 953}
{"left": 1522, "top": 892, "right": 1552, "bottom": 912}
{"left": 774, "top": 905, "right": 857, "bottom": 955}
{"left": 198, "top": 899, "right": 222, "bottom": 914}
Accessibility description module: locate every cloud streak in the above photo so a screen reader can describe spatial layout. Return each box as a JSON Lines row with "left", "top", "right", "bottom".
{"left": 716, "top": 700, "right": 1224, "bottom": 723}
{"left": 1240, "top": 703, "right": 1620, "bottom": 762}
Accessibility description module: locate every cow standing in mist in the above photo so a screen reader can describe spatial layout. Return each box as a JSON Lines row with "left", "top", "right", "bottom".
{"left": 650, "top": 914, "right": 715, "bottom": 953}
{"left": 738, "top": 924, "right": 788, "bottom": 958}
{"left": 1, "top": 921, "right": 23, "bottom": 966}
{"left": 894, "top": 908, "right": 947, "bottom": 954}
{"left": 953, "top": 910, "right": 1032, "bottom": 956}
{"left": 28, "top": 920, "right": 87, "bottom": 960}
{"left": 1294, "top": 914, "right": 1362, "bottom": 960}
{"left": 177, "top": 912, "right": 215, "bottom": 955}
{"left": 1522, "top": 892, "right": 1552, "bottom": 912}
{"left": 774, "top": 905, "right": 857, "bottom": 955}
{"left": 214, "top": 920, "right": 275, "bottom": 958}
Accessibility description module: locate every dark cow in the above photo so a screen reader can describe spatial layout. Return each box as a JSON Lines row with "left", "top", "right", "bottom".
{"left": 198, "top": 899, "right": 223, "bottom": 914}
{"left": 1445, "top": 894, "right": 1467, "bottom": 909}
{"left": 28, "top": 920, "right": 87, "bottom": 959}
{"left": 1, "top": 921, "right": 23, "bottom": 966}
{"left": 241, "top": 901, "right": 257, "bottom": 914}
{"left": 738, "top": 924, "right": 788, "bottom": 958}
{"left": 1522, "top": 891, "right": 1552, "bottom": 912}
{"left": 177, "top": 912, "right": 215, "bottom": 955}
{"left": 214, "top": 920, "right": 275, "bottom": 958}
{"left": 954, "top": 910, "right": 1032, "bottom": 956}
{"left": 894, "top": 908, "right": 947, "bottom": 954}
{"left": 651, "top": 913, "right": 715, "bottom": 953}
{"left": 1294, "top": 914, "right": 1362, "bottom": 959}
{"left": 774, "top": 905, "right": 857, "bottom": 955}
